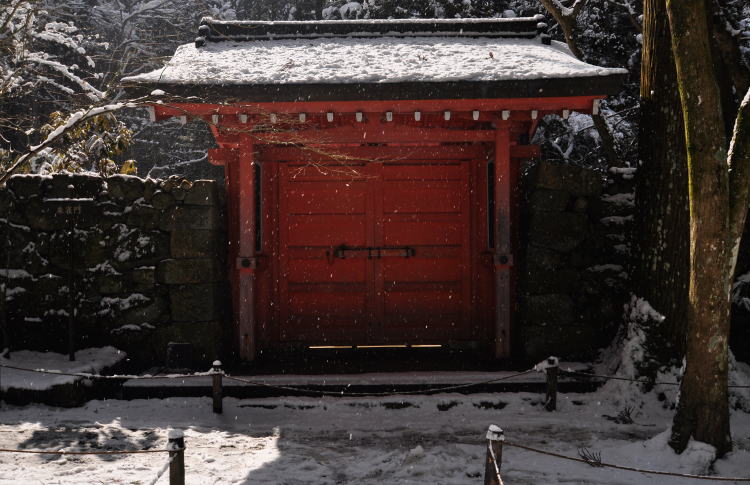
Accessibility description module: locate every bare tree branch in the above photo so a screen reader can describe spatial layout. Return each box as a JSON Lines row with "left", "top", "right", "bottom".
{"left": 538, "top": 0, "right": 588, "bottom": 59}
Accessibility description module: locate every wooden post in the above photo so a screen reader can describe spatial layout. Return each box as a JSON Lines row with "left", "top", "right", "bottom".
{"left": 493, "top": 123, "right": 512, "bottom": 359}
{"left": 484, "top": 424, "right": 504, "bottom": 485}
{"left": 168, "top": 429, "right": 185, "bottom": 485}
{"left": 545, "top": 356, "right": 559, "bottom": 412}
{"left": 212, "top": 360, "right": 223, "bottom": 414}
{"left": 237, "top": 134, "right": 257, "bottom": 361}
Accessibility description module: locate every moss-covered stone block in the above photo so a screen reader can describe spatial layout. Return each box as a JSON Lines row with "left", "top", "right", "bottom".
{"left": 170, "top": 230, "right": 222, "bottom": 258}
{"left": 0, "top": 189, "right": 11, "bottom": 213}
{"left": 23, "top": 198, "right": 66, "bottom": 231}
{"left": 126, "top": 204, "right": 161, "bottom": 229}
{"left": 157, "top": 258, "right": 222, "bottom": 285}
{"left": 6, "top": 174, "right": 47, "bottom": 199}
{"left": 130, "top": 266, "right": 156, "bottom": 290}
{"left": 151, "top": 190, "right": 176, "bottom": 210}
{"left": 531, "top": 161, "right": 603, "bottom": 197}
{"left": 524, "top": 269, "right": 581, "bottom": 295}
{"left": 528, "top": 211, "right": 589, "bottom": 252}
{"left": 160, "top": 205, "right": 221, "bottom": 231}
{"left": 524, "top": 293, "right": 576, "bottom": 327}
{"left": 143, "top": 178, "right": 157, "bottom": 203}
{"left": 109, "top": 227, "right": 169, "bottom": 269}
{"left": 183, "top": 180, "right": 219, "bottom": 206}
{"left": 45, "top": 173, "right": 104, "bottom": 199}
{"left": 118, "top": 296, "right": 168, "bottom": 326}
{"left": 94, "top": 274, "right": 127, "bottom": 294}
{"left": 152, "top": 320, "right": 224, "bottom": 365}
{"left": 528, "top": 189, "right": 570, "bottom": 212}
{"left": 525, "top": 245, "right": 566, "bottom": 273}
{"left": 106, "top": 175, "right": 144, "bottom": 201}
{"left": 169, "top": 283, "right": 224, "bottom": 322}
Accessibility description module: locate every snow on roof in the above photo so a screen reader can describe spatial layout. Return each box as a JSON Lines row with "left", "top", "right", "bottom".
{"left": 200, "top": 16, "right": 543, "bottom": 26}
{"left": 123, "top": 36, "right": 625, "bottom": 87}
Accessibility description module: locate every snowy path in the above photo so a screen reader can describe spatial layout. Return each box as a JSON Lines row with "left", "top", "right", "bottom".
{"left": 0, "top": 391, "right": 748, "bottom": 484}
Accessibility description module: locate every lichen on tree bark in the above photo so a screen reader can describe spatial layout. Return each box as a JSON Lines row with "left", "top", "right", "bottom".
{"left": 665, "top": 0, "right": 750, "bottom": 457}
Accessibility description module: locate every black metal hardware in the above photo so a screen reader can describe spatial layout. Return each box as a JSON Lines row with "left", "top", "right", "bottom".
{"left": 236, "top": 257, "right": 258, "bottom": 269}
{"left": 331, "top": 245, "right": 415, "bottom": 260}
{"left": 494, "top": 254, "right": 514, "bottom": 266}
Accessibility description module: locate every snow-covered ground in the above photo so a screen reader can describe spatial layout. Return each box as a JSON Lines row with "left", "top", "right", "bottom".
{"left": 0, "top": 347, "right": 125, "bottom": 391}
{"left": 1, "top": 381, "right": 749, "bottom": 484}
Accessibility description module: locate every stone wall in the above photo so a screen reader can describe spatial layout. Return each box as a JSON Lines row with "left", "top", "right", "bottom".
{"left": 0, "top": 173, "right": 226, "bottom": 366}
{"left": 6, "top": 162, "right": 724, "bottom": 365}
{"left": 519, "top": 161, "right": 632, "bottom": 359}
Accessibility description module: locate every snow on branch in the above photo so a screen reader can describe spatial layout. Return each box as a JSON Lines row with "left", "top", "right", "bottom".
{"left": 547, "top": 0, "right": 587, "bottom": 18}
{"left": 0, "top": 96, "right": 154, "bottom": 185}
{"left": 24, "top": 55, "right": 104, "bottom": 100}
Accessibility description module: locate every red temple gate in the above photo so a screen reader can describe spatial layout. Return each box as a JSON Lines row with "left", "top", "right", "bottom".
{"left": 123, "top": 17, "right": 625, "bottom": 361}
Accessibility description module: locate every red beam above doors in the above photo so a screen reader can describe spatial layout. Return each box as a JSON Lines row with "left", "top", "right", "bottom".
{"left": 208, "top": 144, "right": 539, "bottom": 167}
{"left": 150, "top": 96, "right": 603, "bottom": 119}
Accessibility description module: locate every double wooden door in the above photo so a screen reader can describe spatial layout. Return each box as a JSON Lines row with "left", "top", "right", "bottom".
{"left": 277, "top": 160, "right": 474, "bottom": 345}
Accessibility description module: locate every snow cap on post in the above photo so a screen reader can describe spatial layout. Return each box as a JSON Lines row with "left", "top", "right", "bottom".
{"left": 534, "top": 356, "right": 559, "bottom": 372}
{"left": 486, "top": 425, "right": 505, "bottom": 441}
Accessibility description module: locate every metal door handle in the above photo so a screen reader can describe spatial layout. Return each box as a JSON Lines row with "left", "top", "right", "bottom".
{"left": 328, "top": 245, "right": 415, "bottom": 260}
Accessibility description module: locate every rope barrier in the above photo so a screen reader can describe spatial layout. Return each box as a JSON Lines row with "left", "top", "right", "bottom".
{"left": 3, "top": 360, "right": 748, "bottom": 396}
{"left": 504, "top": 441, "right": 750, "bottom": 482}
{"left": 0, "top": 361, "right": 536, "bottom": 395}
{"left": 561, "top": 369, "right": 680, "bottom": 386}
{"left": 0, "top": 427, "right": 188, "bottom": 484}
{"left": 146, "top": 453, "right": 175, "bottom": 485}
{"left": 561, "top": 369, "right": 750, "bottom": 389}
{"left": 223, "top": 368, "right": 537, "bottom": 397}
{"left": 0, "top": 447, "right": 175, "bottom": 455}
{"left": 0, "top": 362, "right": 213, "bottom": 380}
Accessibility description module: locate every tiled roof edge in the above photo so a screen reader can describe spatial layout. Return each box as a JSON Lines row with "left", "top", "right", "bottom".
{"left": 194, "top": 16, "right": 550, "bottom": 47}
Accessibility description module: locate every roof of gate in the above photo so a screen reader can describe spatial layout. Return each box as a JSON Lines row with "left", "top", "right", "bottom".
{"left": 121, "top": 16, "right": 627, "bottom": 102}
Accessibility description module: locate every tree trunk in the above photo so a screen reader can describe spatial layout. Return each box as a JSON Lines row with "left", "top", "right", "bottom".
{"left": 665, "top": 0, "right": 732, "bottom": 457}
{"left": 537, "top": 0, "right": 587, "bottom": 60}
{"left": 633, "top": 0, "right": 690, "bottom": 366}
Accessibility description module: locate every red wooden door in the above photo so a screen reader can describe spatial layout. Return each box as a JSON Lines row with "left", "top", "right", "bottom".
{"left": 378, "top": 163, "right": 471, "bottom": 342}
{"left": 278, "top": 160, "right": 472, "bottom": 345}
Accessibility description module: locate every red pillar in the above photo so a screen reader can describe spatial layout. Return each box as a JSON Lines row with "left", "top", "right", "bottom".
{"left": 237, "top": 133, "right": 257, "bottom": 360}
{"left": 493, "top": 122, "right": 512, "bottom": 358}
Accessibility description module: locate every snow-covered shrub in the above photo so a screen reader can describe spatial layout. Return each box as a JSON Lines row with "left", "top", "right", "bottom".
{"left": 597, "top": 295, "right": 681, "bottom": 410}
